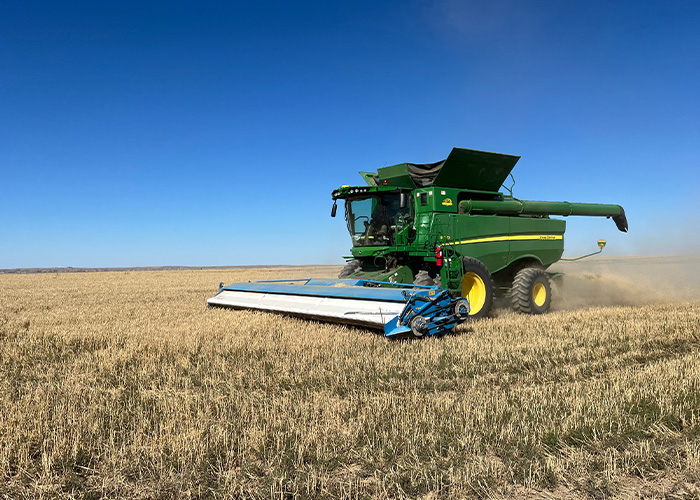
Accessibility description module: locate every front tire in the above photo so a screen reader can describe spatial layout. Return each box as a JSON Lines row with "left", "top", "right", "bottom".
{"left": 511, "top": 268, "right": 552, "bottom": 314}
{"left": 338, "top": 260, "right": 362, "bottom": 279}
{"left": 413, "top": 269, "right": 434, "bottom": 287}
{"left": 461, "top": 257, "right": 494, "bottom": 319}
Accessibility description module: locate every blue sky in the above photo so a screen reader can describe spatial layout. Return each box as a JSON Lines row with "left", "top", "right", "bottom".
{"left": 1, "top": 0, "right": 699, "bottom": 268}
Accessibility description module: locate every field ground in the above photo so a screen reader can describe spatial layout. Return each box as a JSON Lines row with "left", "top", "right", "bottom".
{"left": 1, "top": 255, "right": 700, "bottom": 499}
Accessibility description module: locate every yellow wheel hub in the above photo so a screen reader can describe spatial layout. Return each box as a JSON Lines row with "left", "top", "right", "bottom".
{"left": 533, "top": 282, "right": 547, "bottom": 307}
{"left": 462, "top": 272, "right": 486, "bottom": 315}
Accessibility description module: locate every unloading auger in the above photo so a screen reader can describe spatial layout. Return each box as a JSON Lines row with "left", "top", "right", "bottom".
{"left": 207, "top": 278, "right": 470, "bottom": 337}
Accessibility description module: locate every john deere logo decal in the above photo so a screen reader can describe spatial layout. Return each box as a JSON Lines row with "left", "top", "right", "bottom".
{"left": 442, "top": 198, "right": 453, "bottom": 206}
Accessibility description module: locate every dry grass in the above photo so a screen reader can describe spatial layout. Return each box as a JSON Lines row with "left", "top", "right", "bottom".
{"left": 1, "top": 265, "right": 700, "bottom": 499}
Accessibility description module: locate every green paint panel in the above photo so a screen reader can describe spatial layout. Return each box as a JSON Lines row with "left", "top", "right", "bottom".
{"left": 508, "top": 217, "right": 566, "bottom": 269}
{"left": 350, "top": 246, "right": 391, "bottom": 259}
{"left": 436, "top": 214, "right": 512, "bottom": 273}
{"left": 374, "top": 163, "right": 416, "bottom": 188}
{"left": 359, "top": 172, "right": 377, "bottom": 186}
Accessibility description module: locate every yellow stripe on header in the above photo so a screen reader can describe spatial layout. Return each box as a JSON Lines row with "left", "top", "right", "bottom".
{"left": 443, "top": 234, "right": 563, "bottom": 246}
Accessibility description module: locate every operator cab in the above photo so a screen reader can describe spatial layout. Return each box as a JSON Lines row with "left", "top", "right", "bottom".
{"left": 332, "top": 188, "right": 411, "bottom": 247}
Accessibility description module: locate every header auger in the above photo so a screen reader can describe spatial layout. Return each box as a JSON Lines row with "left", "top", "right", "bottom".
{"left": 209, "top": 147, "right": 627, "bottom": 336}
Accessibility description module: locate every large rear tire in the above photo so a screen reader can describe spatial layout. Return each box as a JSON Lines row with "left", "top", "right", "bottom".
{"left": 338, "top": 260, "right": 362, "bottom": 279}
{"left": 511, "top": 267, "right": 552, "bottom": 314}
{"left": 461, "top": 257, "right": 494, "bottom": 319}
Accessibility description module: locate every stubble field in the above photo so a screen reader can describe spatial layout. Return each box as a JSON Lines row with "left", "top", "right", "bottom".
{"left": 1, "top": 256, "right": 700, "bottom": 499}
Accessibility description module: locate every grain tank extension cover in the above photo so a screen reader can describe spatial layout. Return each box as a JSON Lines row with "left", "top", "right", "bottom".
{"left": 429, "top": 148, "right": 521, "bottom": 191}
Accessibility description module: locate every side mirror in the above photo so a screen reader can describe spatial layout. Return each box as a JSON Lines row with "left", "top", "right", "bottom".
{"left": 399, "top": 192, "right": 407, "bottom": 209}
{"left": 331, "top": 202, "right": 337, "bottom": 218}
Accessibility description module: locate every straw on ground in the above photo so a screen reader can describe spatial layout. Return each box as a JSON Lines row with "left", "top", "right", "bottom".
{"left": 1, "top": 266, "right": 699, "bottom": 498}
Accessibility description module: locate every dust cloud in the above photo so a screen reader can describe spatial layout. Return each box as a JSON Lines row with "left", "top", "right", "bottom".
{"left": 548, "top": 254, "right": 700, "bottom": 311}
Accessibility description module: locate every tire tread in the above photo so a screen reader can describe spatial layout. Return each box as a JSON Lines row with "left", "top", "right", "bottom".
{"left": 338, "top": 260, "right": 362, "bottom": 279}
{"left": 511, "top": 267, "right": 551, "bottom": 314}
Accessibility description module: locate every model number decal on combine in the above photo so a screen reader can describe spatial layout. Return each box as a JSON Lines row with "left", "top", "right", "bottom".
{"left": 443, "top": 234, "right": 563, "bottom": 246}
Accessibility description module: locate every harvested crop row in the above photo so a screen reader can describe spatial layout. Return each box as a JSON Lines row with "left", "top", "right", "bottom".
{"left": 0, "top": 265, "right": 699, "bottom": 498}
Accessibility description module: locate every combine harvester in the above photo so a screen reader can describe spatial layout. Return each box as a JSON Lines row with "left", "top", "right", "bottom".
{"left": 208, "top": 147, "right": 628, "bottom": 337}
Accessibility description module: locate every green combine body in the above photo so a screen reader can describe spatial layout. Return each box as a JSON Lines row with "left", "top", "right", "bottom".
{"left": 331, "top": 147, "right": 628, "bottom": 318}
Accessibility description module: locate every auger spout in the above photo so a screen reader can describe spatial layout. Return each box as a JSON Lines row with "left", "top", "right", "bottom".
{"left": 458, "top": 199, "right": 628, "bottom": 232}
